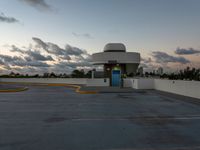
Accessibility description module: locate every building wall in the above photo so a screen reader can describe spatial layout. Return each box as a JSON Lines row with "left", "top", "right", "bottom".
{"left": 124, "top": 78, "right": 200, "bottom": 99}
{"left": 92, "top": 52, "right": 140, "bottom": 64}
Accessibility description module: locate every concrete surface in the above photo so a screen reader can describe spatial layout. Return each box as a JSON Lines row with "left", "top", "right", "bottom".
{"left": 0, "top": 84, "right": 26, "bottom": 90}
{"left": 1, "top": 85, "right": 200, "bottom": 150}
{"left": 81, "top": 86, "right": 134, "bottom": 93}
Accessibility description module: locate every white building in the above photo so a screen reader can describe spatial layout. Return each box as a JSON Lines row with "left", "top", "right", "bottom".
{"left": 157, "top": 67, "right": 164, "bottom": 75}
{"left": 138, "top": 67, "right": 144, "bottom": 76}
{"left": 92, "top": 43, "right": 140, "bottom": 86}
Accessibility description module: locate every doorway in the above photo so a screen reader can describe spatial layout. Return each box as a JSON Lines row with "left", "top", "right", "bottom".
{"left": 111, "top": 70, "right": 121, "bottom": 87}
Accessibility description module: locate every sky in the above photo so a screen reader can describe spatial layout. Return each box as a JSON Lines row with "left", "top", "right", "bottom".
{"left": 0, "top": 0, "right": 200, "bottom": 74}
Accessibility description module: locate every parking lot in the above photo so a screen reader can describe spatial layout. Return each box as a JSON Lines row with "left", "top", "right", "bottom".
{"left": 0, "top": 85, "right": 200, "bottom": 150}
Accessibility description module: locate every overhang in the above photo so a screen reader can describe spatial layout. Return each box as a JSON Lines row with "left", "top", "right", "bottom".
{"left": 92, "top": 52, "right": 140, "bottom": 65}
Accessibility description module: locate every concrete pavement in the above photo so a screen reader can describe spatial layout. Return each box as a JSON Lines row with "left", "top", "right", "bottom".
{"left": 0, "top": 85, "right": 200, "bottom": 150}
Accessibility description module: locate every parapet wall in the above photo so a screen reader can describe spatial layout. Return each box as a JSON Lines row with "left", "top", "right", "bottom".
{"left": 154, "top": 79, "right": 200, "bottom": 99}
{"left": 0, "top": 78, "right": 110, "bottom": 87}
{"left": 0, "top": 78, "right": 87, "bottom": 84}
{"left": 124, "top": 78, "right": 200, "bottom": 99}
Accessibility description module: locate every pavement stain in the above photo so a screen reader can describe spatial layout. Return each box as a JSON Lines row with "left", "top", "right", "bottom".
{"left": 44, "top": 117, "right": 67, "bottom": 123}
{"left": 0, "top": 140, "right": 31, "bottom": 149}
{"left": 144, "top": 126, "right": 199, "bottom": 147}
{"left": 128, "top": 115, "right": 180, "bottom": 126}
{"left": 116, "top": 94, "right": 135, "bottom": 99}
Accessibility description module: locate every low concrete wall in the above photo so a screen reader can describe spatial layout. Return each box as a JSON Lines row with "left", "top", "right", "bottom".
{"left": 123, "top": 78, "right": 134, "bottom": 88}
{"left": 136, "top": 78, "right": 154, "bottom": 89}
{"left": 86, "top": 78, "right": 110, "bottom": 87}
{"left": 124, "top": 78, "right": 200, "bottom": 99}
{"left": 154, "top": 79, "right": 200, "bottom": 99}
{"left": 0, "top": 78, "right": 110, "bottom": 87}
{"left": 0, "top": 78, "right": 87, "bottom": 85}
{"left": 123, "top": 78, "right": 154, "bottom": 89}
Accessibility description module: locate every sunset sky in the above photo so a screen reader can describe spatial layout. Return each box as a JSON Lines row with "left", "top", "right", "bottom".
{"left": 0, "top": 0, "right": 200, "bottom": 74}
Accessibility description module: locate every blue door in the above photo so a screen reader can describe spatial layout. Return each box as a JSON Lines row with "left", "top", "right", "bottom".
{"left": 112, "top": 70, "right": 121, "bottom": 87}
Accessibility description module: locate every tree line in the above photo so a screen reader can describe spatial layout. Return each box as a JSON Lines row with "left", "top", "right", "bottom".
{"left": 160, "top": 67, "right": 200, "bottom": 81}
{"left": 0, "top": 69, "right": 92, "bottom": 78}
{"left": 0, "top": 67, "right": 199, "bottom": 81}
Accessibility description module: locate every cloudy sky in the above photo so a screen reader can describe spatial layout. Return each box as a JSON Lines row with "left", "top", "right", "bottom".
{"left": 0, "top": 0, "right": 200, "bottom": 74}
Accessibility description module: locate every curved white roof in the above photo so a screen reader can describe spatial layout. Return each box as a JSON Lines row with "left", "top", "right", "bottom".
{"left": 104, "top": 43, "right": 126, "bottom": 52}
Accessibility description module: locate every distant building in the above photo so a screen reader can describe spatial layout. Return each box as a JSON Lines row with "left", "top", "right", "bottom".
{"left": 157, "top": 67, "right": 163, "bottom": 75}
{"left": 138, "top": 67, "right": 143, "bottom": 76}
{"left": 92, "top": 43, "right": 140, "bottom": 86}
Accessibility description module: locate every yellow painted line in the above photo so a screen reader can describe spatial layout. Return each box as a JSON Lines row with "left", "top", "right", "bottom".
{"left": 0, "top": 87, "right": 29, "bottom": 93}
{"left": 0, "top": 82, "right": 98, "bottom": 94}
{"left": 46, "top": 83, "right": 98, "bottom": 94}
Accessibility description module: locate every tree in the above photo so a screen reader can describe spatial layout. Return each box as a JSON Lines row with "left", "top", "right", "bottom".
{"left": 71, "top": 69, "right": 85, "bottom": 78}
{"left": 50, "top": 72, "right": 56, "bottom": 78}
{"left": 85, "top": 70, "right": 92, "bottom": 78}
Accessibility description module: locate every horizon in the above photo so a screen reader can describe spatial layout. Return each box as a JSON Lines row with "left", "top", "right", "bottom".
{"left": 1, "top": 0, "right": 200, "bottom": 74}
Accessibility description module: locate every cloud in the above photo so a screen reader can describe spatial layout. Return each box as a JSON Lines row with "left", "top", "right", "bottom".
{"left": 52, "top": 60, "right": 92, "bottom": 73}
{"left": 175, "top": 47, "right": 200, "bottom": 55}
{"left": 0, "top": 54, "right": 22, "bottom": 63}
{"left": 32, "top": 37, "right": 71, "bottom": 60}
{"left": 0, "top": 54, "right": 49, "bottom": 68}
{"left": 15, "top": 60, "right": 50, "bottom": 67}
{"left": 32, "top": 37, "right": 89, "bottom": 58}
{"left": 0, "top": 12, "right": 19, "bottom": 23}
{"left": 152, "top": 51, "right": 190, "bottom": 64}
{"left": 19, "top": 0, "right": 52, "bottom": 11}
{"left": 32, "top": 37, "right": 48, "bottom": 50}
{"left": 141, "top": 57, "right": 152, "bottom": 64}
{"left": 72, "top": 32, "right": 93, "bottom": 39}
{"left": 10, "top": 45, "right": 25, "bottom": 53}
{"left": 140, "top": 57, "right": 161, "bottom": 72}
{"left": 65, "top": 44, "right": 87, "bottom": 56}
{"left": 0, "top": 59, "right": 5, "bottom": 65}
{"left": 0, "top": 37, "right": 92, "bottom": 74}
{"left": 26, "top": 51, "right": 54, "bottom": 61}
{"left": 10, "top": 45, "right": 54, "bottom": 61}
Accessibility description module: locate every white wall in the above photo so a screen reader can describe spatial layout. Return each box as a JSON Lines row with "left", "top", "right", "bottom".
{"left": 154, "top": 79, "right": 200, "bottom": 99}
{"left": 0, "top": 78, "right": 110, "bottom": 87}
{"left": 0, "top": 78, "right": 87, "bottom": 85}
{"left": 86, "top": 78, "right": 110, "bottom": 87}
{"left": 124, "top": 78, "right": 200, "bottom": 99}
{"left": 137, "top": 78, "right": 154, "bottom": 89}
{"left": 123, "top": 78, "right": 134, "bottom": 88}
{"left": 123, "top": 78, "right": 154, "bottom": 89}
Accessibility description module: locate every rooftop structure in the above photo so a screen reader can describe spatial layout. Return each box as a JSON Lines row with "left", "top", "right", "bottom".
{"left": 92, "top": 43, "right": 140, "bottom": 86}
